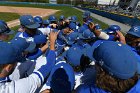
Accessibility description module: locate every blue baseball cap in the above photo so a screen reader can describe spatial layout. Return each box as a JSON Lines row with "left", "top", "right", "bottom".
{"left": 105, "top": 25, "right": 121, "bottom": 34}
{"left": 66, "top": 32, "right": 79, "bottom": 45}
{"left": 79, "top": 29, "right": 95, "bottom": 39}
{"left": 82, "top": 40, "right": 103, "bottom": 62}
{"left": 0, "top": 20, "right": 6, "bottom": 24}
{"left": 93, "top": 41, "right": 138, "bottom": 79}
{"left": 33, "top": 35, "right": 47, "bottom": 44}
{"left": 60, "top": 15, "right": 65, "bottom": 20}
{"left": 65, "top": 46, "right": 83, "bottom": 66}
{"left": 78, "top": 26, "right": 86, "bottom": 33}
{"left": 108, "top": 25, "right": 121, "bottom": 31}
{"left": 71, "top": 16, "right": 77, "bottom": 22}
{"left": 0, "top": 42, "right": 19, "bottom": 64}
{"left": 48, "top": 15, "right": 57, "bottom": 22}
{"left": 82, "top": 44, "right": 95, "bottom": 61}
{"left": 0, "top": 21, "right": 14, "bottom": 35}
{"left": 43, "top": 20, "right": 50, "bottom": 25}
{"left": 10, "top": 37, "right": 36, "bottom": 53}
{"left": 83, "top": 11, "right": 90, "bottom": 18}
{"left": 127, "top": 26, "right": 140, "bottom": 37}
{"left": 20, "top": 15, "right": 40, "bottom": 29}
{"left": 69, "top": 22, "right": 76, "bottom": 30}
{"left": 47, "top": 62, "right": 75, "bottom": 93}
{"left": 34, "top": 16, "right": 43, "bottom": 24}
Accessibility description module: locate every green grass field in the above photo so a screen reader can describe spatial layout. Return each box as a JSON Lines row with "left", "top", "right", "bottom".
{"left": 0, "top": 12, "right": 20, "bottom": 22}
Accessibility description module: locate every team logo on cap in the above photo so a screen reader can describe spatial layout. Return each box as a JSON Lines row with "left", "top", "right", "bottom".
{"left": 99, "top": 59, "right": 104, "bottom": 66}
{"left": 28, "top": 19, "right": 34, "bottom": 23}
{"left": 37, "top": 18, "right": 40, "bottom": 20}
{"left": 134, "top": 27, "right": 139, "bottom": 32}
{"left": 118, "top": 44, "right": 122, "bottom": 46}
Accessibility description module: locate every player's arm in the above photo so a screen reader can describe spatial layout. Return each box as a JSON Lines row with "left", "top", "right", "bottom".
{"left": 88, "top": 22, "right": 115, "bottom": 40}
{"left": 10, "top": 31, "right": 58, "bottom": 93}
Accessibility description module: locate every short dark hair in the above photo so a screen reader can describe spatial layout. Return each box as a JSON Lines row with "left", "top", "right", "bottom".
{"left": 125, "top": 33, "right": 140, "bottom": 47}
{"left": 95, "top": 64, "right": 138, "bottom": 93}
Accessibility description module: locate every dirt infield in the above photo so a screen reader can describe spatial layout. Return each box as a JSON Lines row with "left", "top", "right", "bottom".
{"left": 0, "top": 6, "right": 59, "bottom": 28}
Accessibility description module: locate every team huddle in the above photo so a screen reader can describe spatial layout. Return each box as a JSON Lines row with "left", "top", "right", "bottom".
{"left": 0, "top": 11, "right": 140, "bottom": 93}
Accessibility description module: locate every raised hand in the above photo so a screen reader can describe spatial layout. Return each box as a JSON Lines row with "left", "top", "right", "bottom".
{"left": 116, "top": 31, "right": 126, "bottom": 44}
{"left": 49, "top": 31, "right": 59, "bottom": 50}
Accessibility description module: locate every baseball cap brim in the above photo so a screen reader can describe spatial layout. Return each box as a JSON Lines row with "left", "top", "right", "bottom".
{"left": 83, "top": 46, "right": 95, "bottom": 61}
{"left": 25, "top": 23, "right": 40, "bottom": 29}
{"left": 50, "top": 20, "right": 57, "bottom": 22}
{"left": 127, "top": 31, "right": 140, "bottom": 38}
{"left": 43, "top": 21, "right": 49, "bottom": 25}
{"left": 3, "top": 29, "right": 15, "bottom": 35}
{"left": 84, "top": 40, "right": 103, "bottom": 61}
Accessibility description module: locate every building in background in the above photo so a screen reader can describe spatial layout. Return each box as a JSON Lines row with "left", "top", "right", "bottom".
{"left": 97, "top": 0, "right": 119, "bottom": 5}
{"left": 118, "top": 0, "right": 140, "bottom": 9}
{"left": 49, "top": 0, "right": 57, "bottom": 4}
{"left": 83, "top": 0, "right": 119, "bottom": 5}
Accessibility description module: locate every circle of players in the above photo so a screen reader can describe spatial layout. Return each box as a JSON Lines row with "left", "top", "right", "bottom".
{"left": 0, "top": 11, "right": 140, "bottom": 93}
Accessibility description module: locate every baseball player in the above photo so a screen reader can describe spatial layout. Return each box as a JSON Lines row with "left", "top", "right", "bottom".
{"left": 103, "top": 25, "right": 121, "bottom": 41}
{"left": 38, "top": 15, "right": 58, "bottom": 36}
{"left": 70, "top": 16, "right": 80, "bottom": 29}
{"left": 48, "top": 15, "right": 58, "bottom": 29}
{"left": 88, "top": 22, "right": 123, "bottom": 41}
{"left": 0, "top": 20, "right": 14, "bottom": 41}
{"left": 0, "top": 31, "right": 58, "bottom": 93}
{"left": 8, "top": 35, "right": 46, "bottom": 81}
{"left": 124, "top": 26, "right": 140, "bottom": 74}
{"left": 15, "top": 15, "right": 54, "bottom": 61}
{"left": 34, "top": 16, "right": 43, "bottom": 28}
{"left": 57, "top": 15, "right": 66, "bottom": 30}
{"left": 76, "top": 41, "right": 140, "bottom": 93}
{"left": 34, "top": 16, "right": 51, "bottom": 36}
{"left": 15, "top": 15, "right": 42, "bottom": 38}
{"left": 82, "top": 11, "right": 93, "bottom": 29}
{"left": 40, "top": 62, "right": 75, "bottom": 93}
{"left": 55, "top": 45, "right": 96, "bottom": 89}
{"left": 42, "top": 20, "right": 50, "bottom": 28}
{"left": 82, "top": 11, "right": 93, "bottom": 23}
{"left": 125, "top": 26, "right": 140, "bottom": 54}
